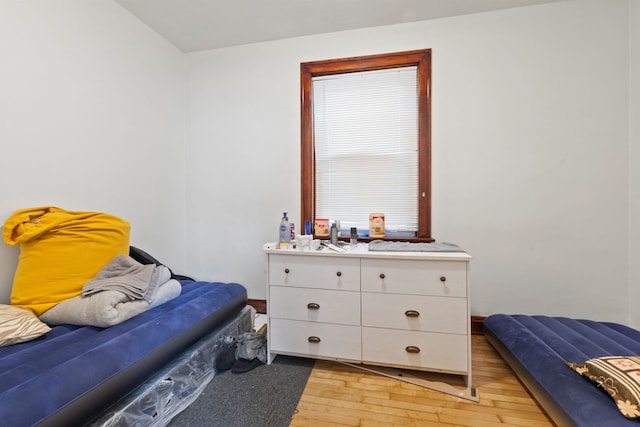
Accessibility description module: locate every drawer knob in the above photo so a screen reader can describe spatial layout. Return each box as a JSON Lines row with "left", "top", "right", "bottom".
{"left": 379, "top": 273, "right": 385, "bottom": 279}
{"left": 307, "top": 302, "right": 320, "bottom": 310}
{"left": 405, "top": 345, "right": 421, "bottom": 354}
{"left": 336, "top": 271, "right": 342, "bottom": 277}
{"left": 404, "top": 310, "right": 420, "bottom": 318}
{"left": 284, "top": 268, "right": 290, "bottom": 274}
{"left": 440, "top": 276, "right": 446, "bottom": 282}
{"left": 308, "top": 336, "right": 321, "bottom": 343}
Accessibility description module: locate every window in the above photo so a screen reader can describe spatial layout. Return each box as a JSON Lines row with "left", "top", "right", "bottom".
{"left": 301, "top": 49, "right": 432, "bottom": 240}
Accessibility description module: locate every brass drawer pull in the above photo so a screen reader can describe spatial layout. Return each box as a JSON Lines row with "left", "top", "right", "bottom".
{"left": 307, "top": 302, "right": 320, "bottom": 310}
{"left": 336, "top": 271, "right": 342, "bottom": 277}
{"left": 284, "top": 268, "right": 290, "bottom": 274}
{"left": 440, "top": 276, "right": 446, "bottom": 282}
{"left": 404, "top": 310, "right": 420, "bottom": 318}
{"left": 379, "top": 273, "right": 385, "bottom": 279}
{"left": 308, "top": 336, "right": 321, "bottom": 343}
{"left": 405, "top": 345, "right": 421, "bottom": 354}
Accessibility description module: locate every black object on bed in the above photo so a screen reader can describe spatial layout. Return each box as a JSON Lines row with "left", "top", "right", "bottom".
{"left": 0, "top": 280, "right": 248, "bottom": 427}
{"left": 484, "top": 314, "right": 640, "bottom": 427}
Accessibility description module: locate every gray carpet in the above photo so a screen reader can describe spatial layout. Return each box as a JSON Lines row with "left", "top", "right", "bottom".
{"left": 168, "top": 355, "right": 314, "bottom": 427}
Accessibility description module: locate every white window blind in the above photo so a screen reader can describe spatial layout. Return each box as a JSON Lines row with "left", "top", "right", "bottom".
{"left": 312, "top": 66, "right": 419, "bottom": 235}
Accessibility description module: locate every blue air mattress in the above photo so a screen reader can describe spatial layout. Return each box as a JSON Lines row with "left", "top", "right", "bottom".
{"left": 484, "top": 314, "right": 640, "bottom": 427}
{"left": 0, "top": 280, "right": 247, "bottom": 427}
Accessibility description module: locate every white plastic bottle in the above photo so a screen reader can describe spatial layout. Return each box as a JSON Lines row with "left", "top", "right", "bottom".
{"left": 279, "top": 212, "right": 291, "bottom": 248}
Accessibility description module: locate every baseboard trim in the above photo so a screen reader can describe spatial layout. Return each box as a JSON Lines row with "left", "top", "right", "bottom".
{"left": 471, "top": 316, "right": 486, "bottom": 335}
{"left": 247, "top": 298, "right": 486, "bottom": 334}
{"left": 247, "top": 299, "right": 266, "bottom": 314}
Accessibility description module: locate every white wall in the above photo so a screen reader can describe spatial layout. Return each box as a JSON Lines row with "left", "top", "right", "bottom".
{"left": 186, "top": 0, "right": 633, "bottom": 323}
{"left": 629, "top": 0, "right": 640, "bottom": 329}
{"left": 0, "top": 0, "right": 187, "bottom": 303}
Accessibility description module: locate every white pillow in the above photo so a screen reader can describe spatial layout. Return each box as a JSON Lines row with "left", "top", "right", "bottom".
{"left": 0, "top": 304, "right": 51, "bottom": 347}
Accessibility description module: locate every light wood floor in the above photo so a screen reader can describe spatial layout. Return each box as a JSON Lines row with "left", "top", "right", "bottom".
{"left": 290, "top": 335, "right": 554, "bottom": 426}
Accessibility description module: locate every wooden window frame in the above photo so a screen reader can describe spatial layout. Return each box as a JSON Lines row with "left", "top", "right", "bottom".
{"left": 300, "top": 49, "right": 432, "bottom": 241}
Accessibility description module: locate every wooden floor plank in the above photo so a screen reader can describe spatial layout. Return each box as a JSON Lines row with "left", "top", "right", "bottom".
{"left": 290, "top": 335, "right": 554, "bottom": 426}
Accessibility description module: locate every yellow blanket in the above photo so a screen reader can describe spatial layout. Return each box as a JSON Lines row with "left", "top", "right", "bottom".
{"left": 3, "top": 206, "right": 130, "bottom": 315}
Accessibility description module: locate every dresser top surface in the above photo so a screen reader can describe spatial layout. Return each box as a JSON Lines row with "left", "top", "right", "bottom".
{"left": 263, "top": 242, "right": 472, "bottom": 261}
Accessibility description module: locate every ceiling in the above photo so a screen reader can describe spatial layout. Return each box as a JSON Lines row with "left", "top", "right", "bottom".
{"left": 115, "top": 0, "right": 565, "bottom": 53}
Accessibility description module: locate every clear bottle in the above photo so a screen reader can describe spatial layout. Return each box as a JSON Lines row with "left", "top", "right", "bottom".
{"left": 279, "top": 212, "right": 291, "bottom": 248}
{"left": 350, "top": 227, "right": 358, "bottom": 247}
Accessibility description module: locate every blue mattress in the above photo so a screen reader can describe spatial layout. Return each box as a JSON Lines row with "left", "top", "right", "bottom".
{"left": 0, "top": 280, "right": 247, "bottom": 427}
{"left": 484, "top": 314, "right": 640, "bottom": 427}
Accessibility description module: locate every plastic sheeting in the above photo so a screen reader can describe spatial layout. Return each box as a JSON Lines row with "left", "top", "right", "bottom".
{"left": 91, "top": 305, "right": 255, "bottom": 427}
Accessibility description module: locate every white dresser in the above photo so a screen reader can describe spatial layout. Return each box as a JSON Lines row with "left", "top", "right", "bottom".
{"left": 264, "top": 243, "right": 473, "bottom": 389}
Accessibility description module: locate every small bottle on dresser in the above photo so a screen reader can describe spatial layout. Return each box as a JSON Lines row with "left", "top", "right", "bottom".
{"left": 330, "top": 222, "right": 338, "bottom": 245}
{"left": 278, "top": 212, "right": 291, "bottom": 249}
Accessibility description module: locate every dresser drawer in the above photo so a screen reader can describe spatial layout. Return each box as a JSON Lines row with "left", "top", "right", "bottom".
{"left": 361, "top": 293, "right": 467, "bottom": 334}
{"left": 270, "top": 318, "right": 361, "bottom": 361}
{"left": 361, "top": 258, "right": 467, "bottom": 297}
{"left": 269, "top": 254, "right": 360, "bottom": 291}
{"left": 269, "top": 286, "right": 360, "bottom": 325}
{"left": 362, "top": 327, "right": 468, "bottom": 373}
